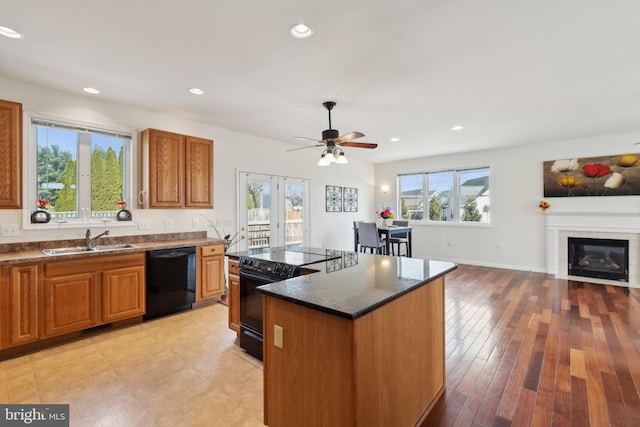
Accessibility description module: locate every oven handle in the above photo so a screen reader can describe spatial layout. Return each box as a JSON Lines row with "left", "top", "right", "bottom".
{"left": 240, "top": 269, "right": 277, "bottom": 284}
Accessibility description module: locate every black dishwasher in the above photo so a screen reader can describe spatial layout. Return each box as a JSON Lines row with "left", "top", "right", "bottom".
{"left": 144, "top": 247, "right": 196, "bottom": 320}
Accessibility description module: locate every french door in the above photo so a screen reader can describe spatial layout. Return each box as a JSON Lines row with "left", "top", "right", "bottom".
{"left": 238, "top": 172, "right": 310, "bottom": 251}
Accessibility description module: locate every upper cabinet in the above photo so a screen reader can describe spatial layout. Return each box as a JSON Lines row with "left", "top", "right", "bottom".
{"left": 139, "top": 128, "right": 213, "bottom": 209}
{"left": 0, "top": 99, "right": 22, "bottom": 208}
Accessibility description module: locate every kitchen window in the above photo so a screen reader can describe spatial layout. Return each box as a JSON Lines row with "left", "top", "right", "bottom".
{"left": 29, "top": 117, "right": 132, "bottom": 224}
{"left": 398, "top": 166, "right": 491, "bottom": 225}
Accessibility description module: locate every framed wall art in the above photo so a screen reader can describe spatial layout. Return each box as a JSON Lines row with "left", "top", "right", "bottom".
{"left": 326, "top": 185, "right": 342, "bottom": 212}
{"left": 343, "top": 187, "right": 358, "bottom": 212}
{"left": 543, "top": 153, "right": 640, "bottom": 197}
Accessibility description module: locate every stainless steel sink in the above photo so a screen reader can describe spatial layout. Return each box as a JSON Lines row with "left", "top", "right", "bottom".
{"left": 42, "top": 244, "right": 136, "bottom": 256}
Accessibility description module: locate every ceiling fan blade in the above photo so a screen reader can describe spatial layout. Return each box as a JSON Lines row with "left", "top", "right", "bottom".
{"left": 333, "top": 131, "right": 364, "bottom": 144}
{"left": 339, "top": 141, "right": 378, "bottom": 149}
{"left": 286, "top": 144, "right": 324, "bottom": 152}
{"left": 293, "top": 136, "right": 322, "bottom": 143}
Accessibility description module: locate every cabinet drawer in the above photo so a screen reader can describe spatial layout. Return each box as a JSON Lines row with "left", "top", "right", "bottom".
{"left": 201, "top": 244, "right": 224, "bottom": 257}
{"left": 228, "top": 259, "right": 239, "bottom": 275}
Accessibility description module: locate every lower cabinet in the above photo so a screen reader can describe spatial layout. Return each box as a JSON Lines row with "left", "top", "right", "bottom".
{"left": 228, "top": 258, "right": 240, "bottom": 334}
{"left": 198, "top": 244, "right": 225, "bottom": 300}
{"left": 101, "top": 265, "right": 145, "bottom": 322}
{"left": 0, "top": 264, "right": 40, "bottom": 349}
{"left": 42, "top": 272, "right": 98, "bottom": 337}
{"left": 42, "top": 253, "right": 146, "bottom": 339}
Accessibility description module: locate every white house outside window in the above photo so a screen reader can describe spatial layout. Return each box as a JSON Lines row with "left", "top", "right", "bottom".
{"left": 31, "top": 118, "right": 132, "bottom": 223}
{"left": 398, "top": 167, "right": 491, "bottom": 225}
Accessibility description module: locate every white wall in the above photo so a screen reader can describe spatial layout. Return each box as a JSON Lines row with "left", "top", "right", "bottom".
{"left": 375, "top": 132, "right": 640, "bottom": 272}
{"left": 0, "top": 76, "right": 374, "bottom": 251}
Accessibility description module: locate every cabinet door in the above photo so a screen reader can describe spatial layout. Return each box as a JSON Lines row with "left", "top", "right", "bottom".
{"left": 102, "top": 265, "right": 145, "bottom": 322}
{"left": 228, "top": 273, "right": 240, "bottom": 334}
{"left": 145, "top": 129, "right": 185, "bottom": 208}
{"left": 185, "top": 136, "right": 213, "bottom": 208}
{"left": 7, "top": 265, "right": 39, "bottom": 347}
{"left": 0, "top": 99, "right": 22, "bottom": 208}
{"left": 201, "top": 255, "right": 224, "bottom": 299}
{"left": 42, "top": 273, "right": 97, "bottom": 338}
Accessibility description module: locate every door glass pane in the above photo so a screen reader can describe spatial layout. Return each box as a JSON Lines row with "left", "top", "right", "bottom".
{"left": 284, "top": 182, "right": 304, "bottom": 249}
{"left": 427, "top": 170, "right": 454, "bottom": 221}
{"left": 35, "top": 126, "right": 79, "bottom": 220}
{"left": 247, "top": 179, "right": 271, "bottom": 249}
{"left": 459, "top": 168, "right": 490, "bottom": 223}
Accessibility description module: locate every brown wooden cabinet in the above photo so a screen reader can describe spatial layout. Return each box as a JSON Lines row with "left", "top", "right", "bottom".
{"left": 42, "top": 253, "right": 145, "bottom": 338}
{"left": 102, "top": 265, "right": 145, "bottom": 322}
{"left": 0, "top": 99, "right": 22, "bottom": 208}
{"left": 227, "top": 258, "right": 240, "bottom": 334}
{"left": 139, "top": 128, "right": 213, "bottom": 209}
{"left": 0, "top": 264, "right": 39, "bottom": 349}
{"left": 42, "top": 272, "right": 98, "bottom": 337}
{"left": 198, "top": 244, "right": 224, "bottom": 301}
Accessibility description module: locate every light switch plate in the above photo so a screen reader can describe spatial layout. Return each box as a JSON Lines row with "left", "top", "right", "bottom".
{"left": 274, "top": 325, "right": 284, "bottom": 349}
{"left": 164, "top": 219, "right": 173, "bottom": 229}
{"left": 1, "top": 224, "right": 19, "bottom": 237}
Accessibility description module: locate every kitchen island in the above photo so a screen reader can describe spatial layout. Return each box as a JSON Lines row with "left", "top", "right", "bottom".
{"left": 256, "top": 251, "right": 457, "bottom": 427}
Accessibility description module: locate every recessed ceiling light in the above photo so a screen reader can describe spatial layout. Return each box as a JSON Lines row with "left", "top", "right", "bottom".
{"left": 451, "top": 125, "right": 464, "bottom": 131}
{"left": 290, "top": 23, "right": 313, "bottom": 39}
{"left": 189, "top": 88, "right": 204, "bottom": 95}
{"left": 82, "top": 87, "right": 101, "bottom": 94}
{"left": 390, "top": 137, "right": 400, "bottom": 142}
{"left": 0, "top": 25, "right": 23, "bottom": 39}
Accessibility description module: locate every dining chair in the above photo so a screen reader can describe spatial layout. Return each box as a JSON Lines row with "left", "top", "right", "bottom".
{"left": 390, "top": 220, "right": 409, "bottom": 256}
{"left": 358, "top": 221, "right": 387, "bottom": 254}
{"left": 353, "top": 221, "right": 364, "bottom": 252}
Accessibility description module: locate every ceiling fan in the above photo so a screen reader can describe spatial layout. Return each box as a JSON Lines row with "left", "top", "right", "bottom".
{"left": 289, "top": 101, "right": 377, "bottom": 165}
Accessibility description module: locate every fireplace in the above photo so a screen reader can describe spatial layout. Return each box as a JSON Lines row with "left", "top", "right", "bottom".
{"left": 568, "top": 237, "right": 629, "bottom": 282}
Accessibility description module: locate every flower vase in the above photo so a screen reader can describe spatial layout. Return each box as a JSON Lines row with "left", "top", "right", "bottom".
{"left": 31, "top": 209, "right": 51, "bottom": 224}
{"left": 382, "top": 219, "right": 388, "bottom": 227}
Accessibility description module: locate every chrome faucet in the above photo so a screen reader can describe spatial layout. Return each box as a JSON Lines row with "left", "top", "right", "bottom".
{"left": 86, "top": 228, "right": 110, "bottom": 250}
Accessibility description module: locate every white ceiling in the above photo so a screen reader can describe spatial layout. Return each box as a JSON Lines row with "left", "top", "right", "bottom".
{"left": 2, "top": 1, "right": 640, "bottom": 163}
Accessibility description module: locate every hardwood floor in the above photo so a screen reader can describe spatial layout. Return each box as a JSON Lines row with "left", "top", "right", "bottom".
{"left": 1, "top": 264, "right": 640, "bottom": 426}
{"left": 424, "top": 264, "right": 640, "bottom": 427}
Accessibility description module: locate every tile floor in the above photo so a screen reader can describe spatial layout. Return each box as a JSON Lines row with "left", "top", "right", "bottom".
{"left": 0, "top": 304, "right": 264, "bottom": 426}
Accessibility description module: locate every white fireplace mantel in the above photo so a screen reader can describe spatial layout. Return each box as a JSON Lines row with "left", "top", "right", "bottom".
{"left": 545, "top": 212, "right": 640, "bottom": 287}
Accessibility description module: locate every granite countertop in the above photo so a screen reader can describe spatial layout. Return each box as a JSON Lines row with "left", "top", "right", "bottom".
{"left": 0, "top": 232, "right": 224, "bottom": 266}
{"left": 256, "top": 251, "right": 457, "bottom": 320}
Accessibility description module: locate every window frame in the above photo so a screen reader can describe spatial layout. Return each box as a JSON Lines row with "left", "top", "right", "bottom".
{"left": 23, "top": 112, "right": 136, "bottom": 229}
{"left": 397, "top": 165, "right": 492, "bottom": 227}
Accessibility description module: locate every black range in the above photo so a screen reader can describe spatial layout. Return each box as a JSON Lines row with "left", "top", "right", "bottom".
{"left": 237, "top": 247, "right": 343, "bottom": 360}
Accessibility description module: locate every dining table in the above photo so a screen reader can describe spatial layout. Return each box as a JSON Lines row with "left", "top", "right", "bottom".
{"left": 353, "top": 224, "right": 413, "bottom": 257}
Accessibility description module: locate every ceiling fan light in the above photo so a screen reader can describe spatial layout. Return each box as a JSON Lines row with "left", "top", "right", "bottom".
{"left": 325, "top": 151, "right": 336, "bottom": 163}
{"left": 335, "top": 152, "right": 348, "bottom": 164}
{"left": 318, "top": 152, "right": 330, "bottom": 166}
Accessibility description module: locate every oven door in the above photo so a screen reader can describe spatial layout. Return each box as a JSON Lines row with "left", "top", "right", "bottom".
{"left": 239, "top": 269, "right": 275, "bottom": 360}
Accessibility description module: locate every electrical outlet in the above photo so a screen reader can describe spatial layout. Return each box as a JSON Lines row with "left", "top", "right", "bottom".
{"left": 1, "top": 224, "right": 19, "bottom": 237}
{"left": 192, "top": 218, "right": 199, "bottom": 227}
{"left": 164, "top": 219, "right": 173, "bottom": 229}
{"left": 216, "top": 219, "right": 222, "bottom": 226}
{"left": 274, "top": 325, "right": 284, "bottom": 349}
{"left": 223, "top": 218, "right": 233, "bottom": 227}
{"left": 138, "top": 219, "right": 150, "bottom": 230}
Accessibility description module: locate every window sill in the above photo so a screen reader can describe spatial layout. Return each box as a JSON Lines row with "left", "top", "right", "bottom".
{"left": 22, "top": 217, "right": 138, "bottom": 231}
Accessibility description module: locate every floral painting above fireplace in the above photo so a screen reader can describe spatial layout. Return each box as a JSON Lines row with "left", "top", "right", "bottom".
{"left": 543, "top": 153, "right": 640, "bottom": 197}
